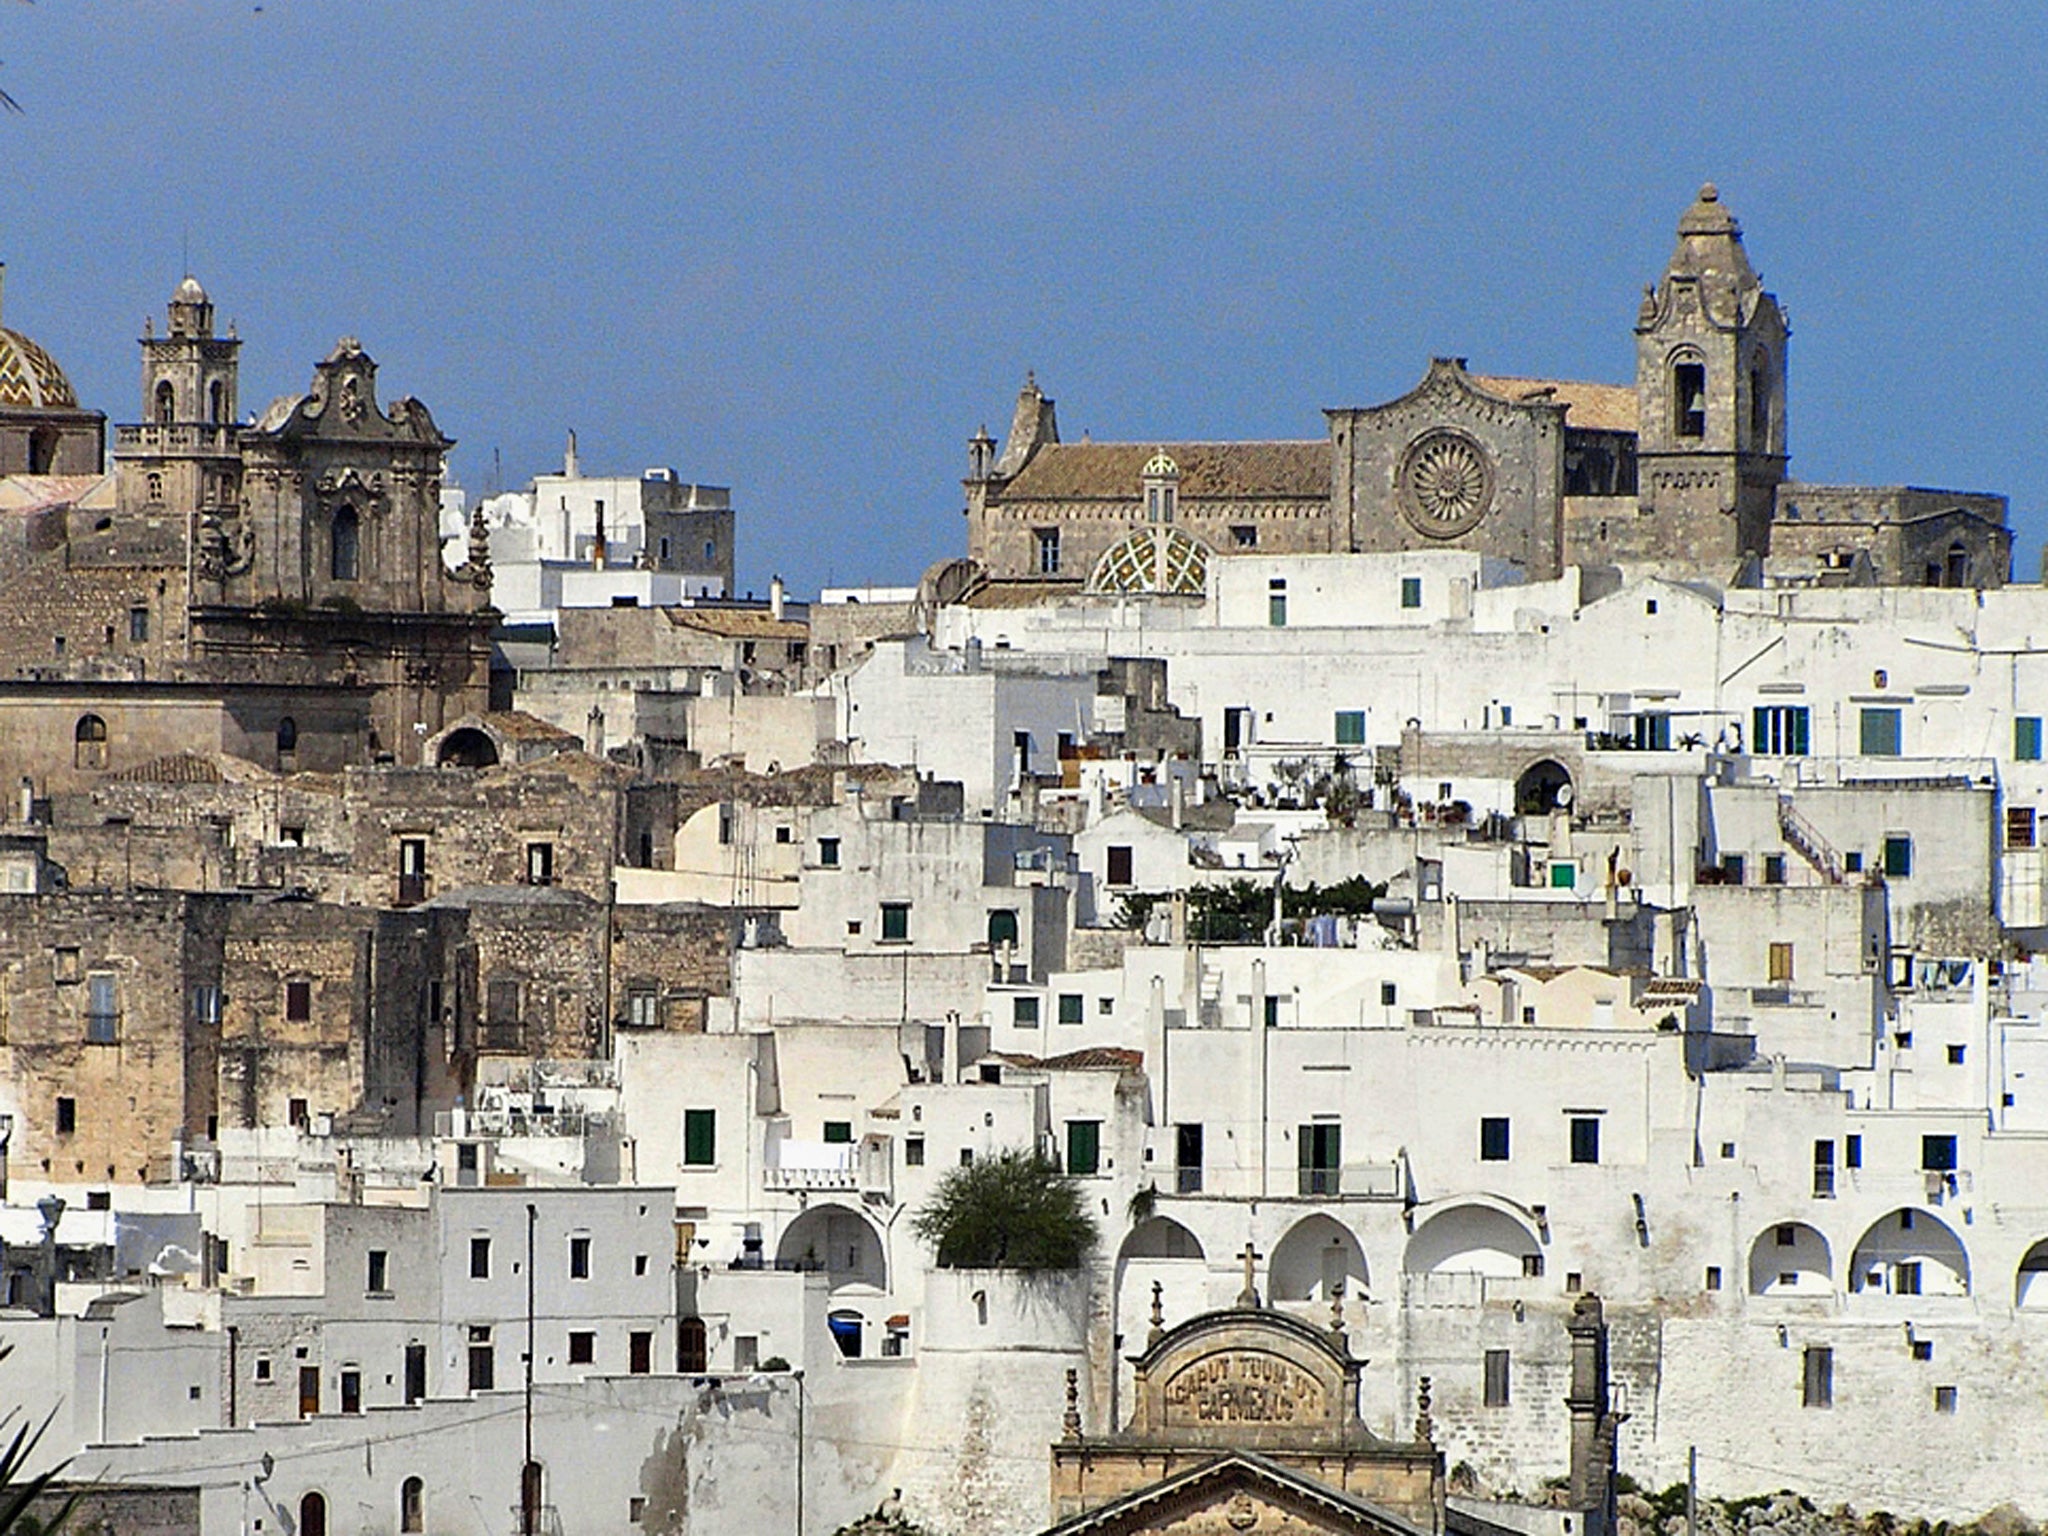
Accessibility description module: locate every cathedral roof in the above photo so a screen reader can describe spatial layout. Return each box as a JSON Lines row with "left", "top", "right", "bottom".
{"left": 0, "top": 325, "right": 80, "bottom": 410}
{"left": 1470, "top": 375, "right": 1637, "bottom": 433}
{"left": 999, "top": 440, "right": 1328, "bottom": 501}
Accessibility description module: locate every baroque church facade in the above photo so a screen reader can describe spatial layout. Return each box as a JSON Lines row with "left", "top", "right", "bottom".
{"left": 0, "top": 273, "right": 494, "bottom": 793}
{"left": 962, "top": 186, "right": 2011, "bottom": 595}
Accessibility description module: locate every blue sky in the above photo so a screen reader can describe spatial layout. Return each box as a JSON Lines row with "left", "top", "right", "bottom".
{"left": 5, "top": 3, "right": 2045, "bottom": 596}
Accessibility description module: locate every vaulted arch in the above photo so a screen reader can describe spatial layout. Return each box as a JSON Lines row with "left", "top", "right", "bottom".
{"left": 1849, "top": 1208, "right": 1969, "bottom": 1297}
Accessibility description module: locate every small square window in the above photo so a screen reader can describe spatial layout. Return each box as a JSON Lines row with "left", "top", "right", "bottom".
{"left": 630, "top": 1497, "right": 647, "bottom": 1524}
{"left": 285, "top": 980, "right": 312, "bottom": 1021}
{"left": 1565, "top": 1271, "right": 1583, "bottom": 1293}
{"left": 1704, "top": 1266, "right": 1722, "bottom": 1291}
{"left": 1911, "top": 1339, "right": 1934, "bottom": 1362}
{"left": 905, "top": 1136, "right": 925, "bottom": 1167}
{"left": 128, "top": 607, "right": 150, "bottom": 643}
{"left": 1400, "top": 576, "right": 1422, "bottom": 609}
{"left": 53, "top": 947, "right": 81, "bottom": 984}
{"left": 470, "top": 1236, "right": 491, "bottom": 1279}
{"left": 1479, "top": 1117, "right": 1510, "bottom": 1161}
{"left": 367, "top": 1250, "right": 389, "bottom": 1294}
{"left": 1721, "top": 1142, "right": 1737, "bottom": 1160}
{"left": 55, "top": 1096, "right": 76, "bottom": 1135}
{"left": 1569, "top": 1116, "right": 1601, "bottom": 1165}
{"left": 1099, "top": 996, "right": 1114, "bottom": 1014}
{"left": 1845, "top": 851, "right": 1864, "bottom": 873}
{"left": 1231, "top": 525, "right": 1258, "bottom": 549}
{"left": 818, "top": 837, "right": 840, "bottom": 867}
{"left": 526, "top": 842, "right": 555, "bottom": 886}
{"left": 880, "top": 902, "right": 910, "bottom": 942}
{"left": 1948, "top": 1044, "right": 1966, "bottom": 1065}
{"left": 1380, "top": 982, "right": 1397, "bottom": 1006}
{"left": 1934, "top": 1385, "right": 1957, "bottom": 1414}
{"left": 569, "top": 1331, "right": 595, "bottom": 1365}
{"left": 569, "top": 1235, "right": 591, "bottom": 1280}
{"left": 1058, "top": 993, "right": 1084, "bottom": 1025}
{"left": 1013, "top": 996, "right": 1040, "bottom": 1028}
{"left": 634, "top": 1254, "right": 649, "bottom": 1277}
{"left": 1883, "top": 835, "right": 1913, "bottom": 878}
{"left": 254, "top": 1357, "right": 273, "bottom": 1382}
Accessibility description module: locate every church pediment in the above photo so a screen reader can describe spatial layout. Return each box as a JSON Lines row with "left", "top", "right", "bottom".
{"left": 1043, "top": 1452, "right": 1431, "bottom": 1536}
{"left": 1127, "top": 1307, "right": 1372, "bottom": 1447}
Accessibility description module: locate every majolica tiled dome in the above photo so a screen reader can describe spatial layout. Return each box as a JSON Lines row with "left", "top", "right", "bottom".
{"left": 0, "top": 325, "right": 79, "bottom": 410}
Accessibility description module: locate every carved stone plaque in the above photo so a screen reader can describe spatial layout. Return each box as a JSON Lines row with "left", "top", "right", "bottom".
{"left": 1161, "top": 1350, "right": 1329, "bottom": 1427}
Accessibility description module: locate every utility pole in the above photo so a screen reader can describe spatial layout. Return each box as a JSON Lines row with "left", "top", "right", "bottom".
{"left": 523, "top": 1202, "right": 538, "bottom": 1536}
{"left": 1686, "top": 1445, "right": 1698, "bottom": 1536}
{"left": 793, "top": 1368, "right": 805, "bottom": 1536}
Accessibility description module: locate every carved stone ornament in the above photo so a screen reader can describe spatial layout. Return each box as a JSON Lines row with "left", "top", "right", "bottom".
{"left": 1226, "top": 1490, "right": 1259, "bottom": 1531}
{"left": 1398, "top": 429, "right": 1493, "bottom": 539}
{"left": 338, "top": 373, "right": 367, "bottom": 425}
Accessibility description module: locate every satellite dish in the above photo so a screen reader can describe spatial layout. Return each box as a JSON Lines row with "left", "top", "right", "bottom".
{"left": 1555, "top": 783, "right": 1574, "bottom": 808}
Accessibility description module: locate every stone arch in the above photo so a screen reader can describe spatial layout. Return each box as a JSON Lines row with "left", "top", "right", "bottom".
{"left": 1514, "top": 759, "right": 1573, "bottom": 816}
{"left": 1119, "top": 1217, "right": 1204, "bottom": 1262}
{"left": 1748, "top": 1220, "right": 1833, "bottom": 1296}
{"left": 1404, "top": 1202, "right": 1542, "bottom": 1278}
{"left": 1667, "top": 346, "right": 1707, "bottom": 439}
{"left": 74, "top": 713, "right": 108, "bottom": 770}
{"left": 399, "top": 1476, "right": 423, "bottom": 1535}
{"left": 1269, "top": 1213, "right": 1368, "bottom": 1303}
{"left": 436, "top": 727, "right": 499, "bottom": 769}
{"left": 2017, "top": 1240, "right": 2048, "bottom": 1309}
{"left": 776, "top": 1202, "right": 886, "bottom": 1292}
{"left": 1849, "top": 1208, "right": 1969, "bottom": 1296}
{"left": 298, "top": 1491, "right": 327, "bottom": 1536}
{"left": 154, "top": 379, "right": 175, "bottom": 425}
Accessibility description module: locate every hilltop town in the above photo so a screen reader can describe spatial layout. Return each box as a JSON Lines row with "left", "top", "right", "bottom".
{"left": 0, "top": 187, "right": 2044, "bottom": 1536}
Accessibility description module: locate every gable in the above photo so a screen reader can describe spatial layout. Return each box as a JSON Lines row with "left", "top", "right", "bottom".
{"left": 1044, "top": 1452, "right": 1430, "bottom": 1536}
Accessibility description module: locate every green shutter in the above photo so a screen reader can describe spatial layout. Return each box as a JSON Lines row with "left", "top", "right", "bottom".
{"left": 1792, "top": 708, "right": 1810, "bottom": 756}
{"left": 2019, "top": 717, "right": 2043, "bottom": 762}
{"left": 1753, "top": 707, "right": 1767, "bottom": 753}
{"left": 823, "top": 1121, "right": 853, "bottom": 1144}
{"left": 1861, "top": 708, "right": 1901, "bottom": 756}
{"left": 1066, "top": 1121, "right": 1100, "bottom": 1177}
{"left": 1058, "top": 993, "right": 1084, "bottom": 1025}
{"left": 684, "top": 1109, "right": 716, "bottom": 1166}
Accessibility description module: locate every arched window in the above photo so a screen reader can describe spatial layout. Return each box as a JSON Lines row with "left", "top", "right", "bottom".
{"left": 74, "top": 714, "right": 108, "bottom": 770}
{"left": 1749, "top": 358, "right": 1770, "bottom": 443}
{"left": 1671, "top": 359, "right": 1706, "bottom": 439}
{"left": 209, "top": 380, "right": 226, "bottom": 425}
{"left": 146, "top": 472, "right": 164, "bottom": 503}
{"left": 987, "top": 909, "right": 1020, "bottom": 949}
{"left": 399, "top": 1476, "right": 423, "bottom": 1534}
{"left": 277, "top": 717, "right": 298, "bottom": 766}
{"left": 298, "top": 1492, "right": 327, "bottom": 1536}
{"left": 331, "top": 507, "right": 360, "bottom": 582}
{"left": 154, "top": 380, "right": 175, "bottom": 425}
{"left": 1946, "top": 543, "right": 1969, "bottom": 589}
{"left": 27, "top": 427, "right": 57, "bottom": 475}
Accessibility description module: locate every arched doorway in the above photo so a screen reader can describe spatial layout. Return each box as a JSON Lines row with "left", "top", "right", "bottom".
{"left": 1269, "top": 1213, "right": 1368, "bottom": 1303}
{"left": 1748, "top": 1221, "right": 1833, "bottom": 1296}
{"left": 776, "top": 1204, "right": 885, "bottom": 1291}
{"left": 1849, "top": 1209, "right": 1970, "bottom": 1296}
{"left": 2016, "top": 1240, "right": 2048, "bottom": 1308}
{"left": 679, "top": 1316, "right": 708, "bottom": 1372}
{"left": 1114, "top": 1216, "right": 1209, "bottom": 1423}
{"left": 298, "top": 1492, "right": 327, "bottom": 1536}
{"left": 1515, "top": 760, "right": 1573, "bottom": 816}
{"left": 1404, "top": 1203, "right": 1542, "bottom": 1279}
{"left": 437, "top": 727, "right": 499, "bottom": 768}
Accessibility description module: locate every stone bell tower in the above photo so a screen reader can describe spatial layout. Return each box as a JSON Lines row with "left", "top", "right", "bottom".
{"left": 1633, "top": 184, "right": 1788, "bottom": 567}
{"left": 118, "top": 276, "right": 243, "bottom": 526}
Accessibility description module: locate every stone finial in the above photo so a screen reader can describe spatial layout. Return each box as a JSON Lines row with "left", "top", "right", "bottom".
{"left": 1061, "top": 1367, "right": 1082, "bottom": 1441}
{"left": 1236, "top": 1242, "right": 1262, "bottom": 1309}
{"left": 1148, "top": 1279, "right": 1165, "bottom": 1346}
{"left": 1330, "top": 1283, "right": 1345, "bottom": 1336}
{"left": 1414, "top": 1376, "right": 1434, "bottom": 1444}
{"left": 467, "top": 500, "right": 492, "bottom": 585}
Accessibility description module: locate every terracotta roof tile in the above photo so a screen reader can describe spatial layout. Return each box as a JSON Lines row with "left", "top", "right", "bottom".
{"left": 1472, "top": 375, "right": 1638, "bottom": 434}
{"left": 998, "top": 441, "right": 1328, "bottom": 501}
{"left": 664, "top": 607, "right": 808, "bottom": 640}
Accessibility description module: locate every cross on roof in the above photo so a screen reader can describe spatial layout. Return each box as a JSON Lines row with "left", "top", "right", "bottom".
{"left": 1237, "top": 1241, "right": 1262, "bottom": 1308}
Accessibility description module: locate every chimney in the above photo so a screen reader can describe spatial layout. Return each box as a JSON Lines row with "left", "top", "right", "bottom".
{"left": 1170, "top": 775, "right": 1185, "bottom": 830}
{"left": 592, "top": 498, "right": 607, "bottom": 570}
{"left": 770, "top": 574, "right": 785, "bottom": 622}
{"left": 565, "top": 428, "right": 579, "bottom": 478}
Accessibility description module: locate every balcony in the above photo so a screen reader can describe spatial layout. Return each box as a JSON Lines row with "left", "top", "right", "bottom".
{"left": 114, "top": 422, "right": 240, "bottom": 457}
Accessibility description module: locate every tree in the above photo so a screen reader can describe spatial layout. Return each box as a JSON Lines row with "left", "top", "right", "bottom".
{"left": 911, "top": 1148, "right": 1097, "bottom": 1270}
